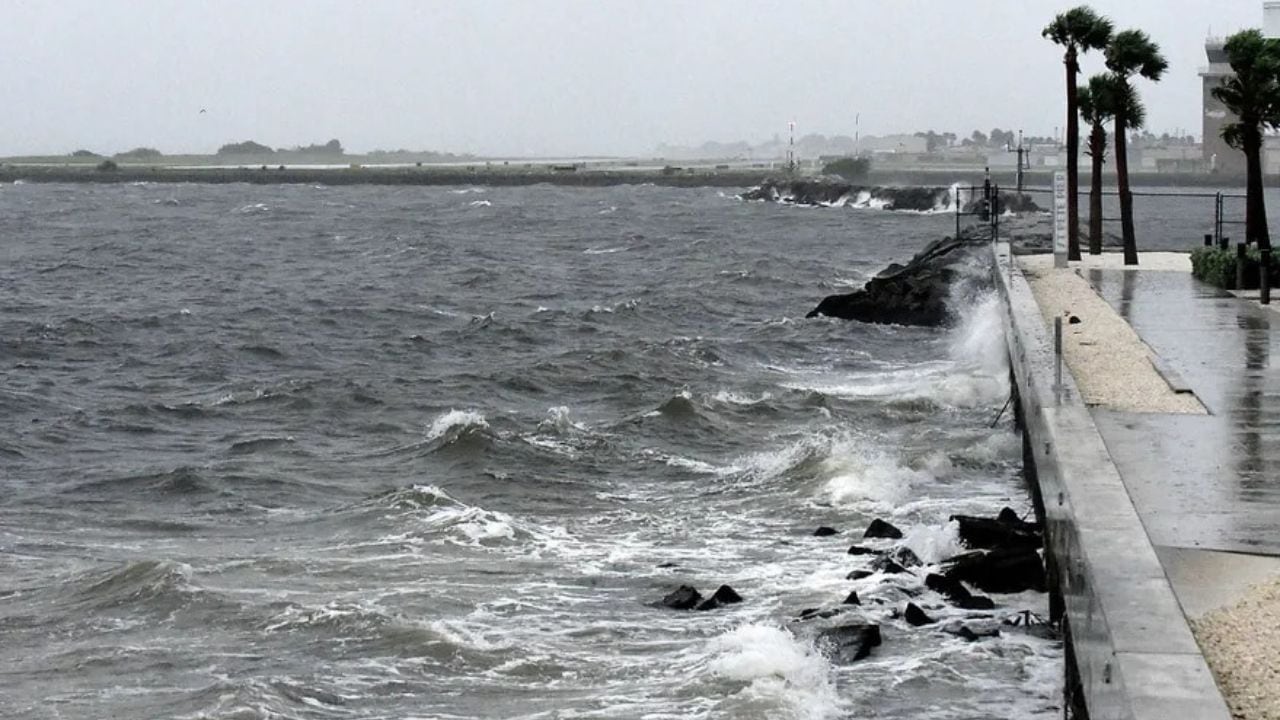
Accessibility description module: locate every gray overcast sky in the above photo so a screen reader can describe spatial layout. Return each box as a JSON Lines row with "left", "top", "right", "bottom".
{"left": 0, "top": 0, "right": 1264, "bottom": 156}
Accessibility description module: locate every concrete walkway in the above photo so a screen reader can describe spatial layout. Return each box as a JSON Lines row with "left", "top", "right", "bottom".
{"left": 1054, "top": 260, "right": 1280, "bottom": 720}
{"left": 1082, "top": 269, "right": 1280, "bottom": 569}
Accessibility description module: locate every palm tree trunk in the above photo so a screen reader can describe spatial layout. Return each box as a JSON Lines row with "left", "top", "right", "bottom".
{"left": 1089, "top": 124, "right": 1105, "bottom": 255}
{"left": 1065, "top": 48, "right": 1081, "bottom": 261}
{"left": 1113, "top": 112, "right": 1137, "bottom": 265}
{"left": 1245, "top": 127, "right": 1271, "bottom": 251}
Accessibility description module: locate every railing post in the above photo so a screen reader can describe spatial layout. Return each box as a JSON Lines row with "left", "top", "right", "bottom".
{"left": 1215, "top": 192, "right": 1222, "bottom": 245}
{"left": 1263, "top": 248, "right": 1272, "bottom": 305}
{"left": 1237, "top": 242, "right": 1248, "bottom": 291}
{"left": 1054, "top": 315, "right": 1063, "bottom": 401}
{"left": 955, "top": 191, "right": 961, "bottom": 238}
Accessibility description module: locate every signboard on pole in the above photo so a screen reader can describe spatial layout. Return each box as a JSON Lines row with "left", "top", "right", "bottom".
{"left": 1053, "top": 171, "right": 1067, "bottom": 268}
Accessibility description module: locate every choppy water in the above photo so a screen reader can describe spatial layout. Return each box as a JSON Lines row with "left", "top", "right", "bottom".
{"left": 0, "top": 182, "right": 1062, "bottom": 719}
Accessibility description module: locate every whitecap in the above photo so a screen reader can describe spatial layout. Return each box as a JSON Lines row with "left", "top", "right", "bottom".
{"left": 820, "top": 440, "right": 926, "bottom": 510}
{"left": 706, "top": 624, "right": 840, "bottom": 720}
{"left": 426, "top": 409, "right": 488, "bottom": 442}
{"left": 468, "top": 199, "right": 492, "bottom": 207}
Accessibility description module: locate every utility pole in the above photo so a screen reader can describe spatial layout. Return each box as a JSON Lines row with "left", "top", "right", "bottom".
{"left": 855, "top": 113, "right": 860, "bottom": 153}
{"left": 787, "top": 121, "right": 796, "bottom": 174}
{"left": 1016, "top": 129, "right": 1028, "bottom": 196}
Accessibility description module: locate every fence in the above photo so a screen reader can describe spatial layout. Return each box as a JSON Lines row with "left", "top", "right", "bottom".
{"left": 1002, "top": 186, "right": 1248, "bottom": 250}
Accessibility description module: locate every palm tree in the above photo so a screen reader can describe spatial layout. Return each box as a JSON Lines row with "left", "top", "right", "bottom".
{"left": 1077, "top": 75, "right": 1116, "bottom": 255}
{"left": 1105, "top": 29, "right": 1168, "bottom": 265}
{"left": 1212, "top": 28, "right": 1280, "bottom": 251}
{"left": 1044, "top": 6, "right": 1114, "bottom": 261}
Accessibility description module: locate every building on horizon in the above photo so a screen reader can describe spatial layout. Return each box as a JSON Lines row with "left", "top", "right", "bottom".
{"left": 1201, "top": 2, "right": 1280, "bottom": 175}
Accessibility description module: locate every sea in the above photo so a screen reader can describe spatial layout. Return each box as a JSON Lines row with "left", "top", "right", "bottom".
{"left": 1, "top": 178, "right": 1219, "bottom": 719}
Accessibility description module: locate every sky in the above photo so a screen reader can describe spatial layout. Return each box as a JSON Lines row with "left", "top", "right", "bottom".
{"left": 0, "top": 0, "right": 1265, "bottom": 157}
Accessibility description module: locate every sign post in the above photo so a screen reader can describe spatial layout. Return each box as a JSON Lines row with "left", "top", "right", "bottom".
{"left": 1053, "top": 171, "right": 1067, "bottom": 269}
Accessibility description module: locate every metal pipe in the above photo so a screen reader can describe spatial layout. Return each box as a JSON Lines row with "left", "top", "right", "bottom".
{"left": 1238, "top": 243, "right": 1248, "bottom": 291}
{"left": 1054, "top": 316, "right": 1063, "bottom": 399}
{"left": 1263, "top": 249, "right": 1272, "bottom": 305}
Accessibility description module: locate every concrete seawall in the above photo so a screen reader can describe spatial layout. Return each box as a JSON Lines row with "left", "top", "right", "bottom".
{"left": 992, "top": 241, "right": 1231, "bottom": 719}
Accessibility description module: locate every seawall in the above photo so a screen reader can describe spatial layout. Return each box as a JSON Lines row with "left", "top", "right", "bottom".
{"left": 992, "top": 241, "right": 1231, "bottom": 719}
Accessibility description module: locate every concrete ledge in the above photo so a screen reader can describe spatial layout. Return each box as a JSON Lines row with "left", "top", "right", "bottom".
{"left": 993, "top": 242, "right": 1231, "bottom": 720}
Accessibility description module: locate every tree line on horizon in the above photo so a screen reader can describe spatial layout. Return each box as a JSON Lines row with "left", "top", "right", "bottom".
{"left": 65, "top": 140, "right": 477, "bottom": 161}
{"left": 1046, "top": 5, "right": 1277, "bottom": 264}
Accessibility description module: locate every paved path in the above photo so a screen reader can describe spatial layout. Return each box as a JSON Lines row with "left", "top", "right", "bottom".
{"left": 1080, "top": 268, "right": 1280, "bottom": 614}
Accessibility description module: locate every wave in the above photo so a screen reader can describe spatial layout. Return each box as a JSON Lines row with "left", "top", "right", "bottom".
{"left": 227, "top": 435, "right": 296, "bottom": 455}
{"left": 70, "top": 466, "right": 213, "bottom": 496}
{"left": 426, "top": 409, "right": 489, "bottom": 443}
{"left": 357, "top": 484, "right": 571, "bottom": 549}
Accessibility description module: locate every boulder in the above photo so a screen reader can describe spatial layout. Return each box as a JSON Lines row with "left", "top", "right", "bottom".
{"left": 889, "top": 546, "right": 923, "bottom": 568}
{"left": 943, "top": 619, "right": 1002, "bottom": 641}
{"left": 696, "top": 584, "right": 744, "bottom": 610}
{"left": 661, "top": 585, "right": 702, "bottom": 610}
{"left": 871, "top": 556, "right": 910, "bottom": 575}
{"left": 950, "top": 512, "right": 1041, "bottom": 551}
{"left": 842, "top": 590, "right": 862, "bottom": 605}
{"left": 816, "top": 623, "right": 882, "bottom": 663}
{"left": 813, "top": 526, "right": 839, "bottom": 537}
{"left": 863, "top": 518, "right": 904, "bottom": 539}
{"left": 904, "top": 602, "right": 935, "bottom": 626}
{"left": 925, "top": 572, "right": 996, "bottom": 610}
{"left": 847, "top": 545, "right": 878, "bottom": 556}
{"left": 798, "top": 606, "right": 848, "bottom": 621}
{"left": 942, "top": 548, "right": 1047, "bottom": 594}
{"left": 847, "top": 570, "right": 874, "bottom": 581}
{"left": 807, "top": 235, "right": 992, "bottom": 326}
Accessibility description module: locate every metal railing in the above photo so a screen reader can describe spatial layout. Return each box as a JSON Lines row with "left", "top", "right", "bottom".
{"left": 994, "top": 185, "right": 1248, "bottom": 248}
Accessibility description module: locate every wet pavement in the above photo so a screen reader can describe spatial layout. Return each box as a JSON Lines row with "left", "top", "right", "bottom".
{"left": 1083, "top": 269, "right": 1280, "bottom": 559}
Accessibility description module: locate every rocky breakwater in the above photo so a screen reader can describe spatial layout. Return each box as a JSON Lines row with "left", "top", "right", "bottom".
{"left": 654, "top": 509, "right": 1054, "bottom": 667}
{"left": 741, "top": 177, "right": 1042, "bottom": 213}
{"left": 806, "top": 231, "right": 993, "bottom": 325}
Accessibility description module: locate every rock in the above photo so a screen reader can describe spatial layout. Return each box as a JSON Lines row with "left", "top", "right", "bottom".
{"left": 942, "top": 548, "right": 1047, "bottom": 594}
{"left": 1068, "top": 315, "right": 1081, "bottom": 325}
{"left": 847, "top": 545, "right": 878, "bottom": 555}
{"left": 661, "top": 585, "right": 702, "bottom": 610}
{"left": 950, "top": 513, "right": 1041, "bottom": 551}
{"left": 657, "top": 562, "right": 679, "bottom": 568}
{"left": 862, "top": 518, "right": 904, "bottom": 540}
{"left": 904, "top": 602, "right": 935, "bottom": 626}
{"left": 847, "top": 570, "right": 874, "bottom": 581}
{"left": 996, "top": 507, "right": 1024, "bottom": 524}
{"left": 925, "top": 572, "right": 996, "bottom": 610}
{"left": 816, "top": 623, "right": 882, "bottom": 663}
{"left": 842, "top": 590, "right": 861, "bottom": 605}
{"left": 813, "top": 526, "right": 839, "bottom": 537}
{"left": 695, "top": 585, "right": 742, "bottom": 611}
{"left": 798, "top": 607, "right": 847, "bottom": 621}
{"left": 943, "top": 620, "right": 1002, "bottom": 641}
{"left": 889, "top": 546, "right": 923, "bottom": 568}
{"left": 871, "top": 556, "right": 910, "bottom": 575}
{"left": 807, "top": 235, "right": 992, "bottom": 326}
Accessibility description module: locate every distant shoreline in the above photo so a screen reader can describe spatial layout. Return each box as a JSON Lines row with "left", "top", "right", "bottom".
{"left": 0, "top": 163, "right": 1252, "bottom": 190}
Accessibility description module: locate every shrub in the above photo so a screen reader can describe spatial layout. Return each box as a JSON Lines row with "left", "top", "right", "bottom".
{"left": 822, "top": 156, "right": 872, "bottom": 182}
{"left": 95, "top": 159, "right": 119, "bottom": 172}
{"left": 71, "top": 149, "right": 99, "bottom": 158}
{"left": 217, "top": 140, "right": 275, "bottom": 156}
{"left": 1191, "top": 245, "right": 1280, "bottom": 289}
{"left": 115, "top": 147, "right": 162, "bottom": 159}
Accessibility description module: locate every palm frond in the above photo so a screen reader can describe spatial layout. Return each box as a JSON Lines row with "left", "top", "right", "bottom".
{"left": 1043, "top": 6, "right": 1113, "bottom": 51}
{"left": 1105, "top": 29, "right": 1168, "bottom": 82}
